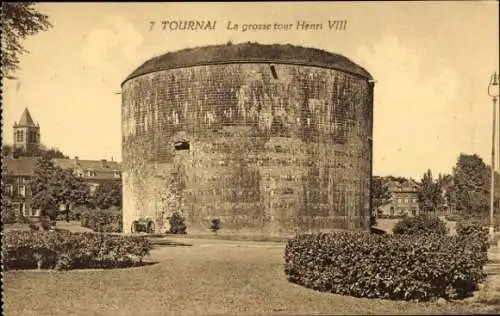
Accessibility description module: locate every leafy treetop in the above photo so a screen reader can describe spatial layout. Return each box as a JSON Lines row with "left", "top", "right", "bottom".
{"left": 1, "top": 2, "right": 52, "bottom": 79}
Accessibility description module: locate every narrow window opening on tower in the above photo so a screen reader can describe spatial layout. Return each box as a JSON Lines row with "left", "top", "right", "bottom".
{"left": 270, "top": 65, "right": 278, "bottom": 79}
{"left": 174, "top": 141, "right": 190, "bottom": 151}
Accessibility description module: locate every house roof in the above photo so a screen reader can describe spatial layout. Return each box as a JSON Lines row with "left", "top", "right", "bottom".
{"left": 386, "top": 179, "right": 419, "bottom": 192}
{"left": 122, "top": 42, "right": 373, "bottom": 85}
{"left": 52, "top": 158, "right": 121, "bottom": 172}
{"left": 2, "top": 156, "right": 39, "bottom": 176}
{"left": 3, "top": 157, "right": 121, "bottom": 179}
{"left": 17, "top": 108, "right": 37, "bottom": 127}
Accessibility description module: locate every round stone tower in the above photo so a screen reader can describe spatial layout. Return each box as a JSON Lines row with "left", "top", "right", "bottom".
{"left": 121, "top": 43, "right": 374, "bottom": 235}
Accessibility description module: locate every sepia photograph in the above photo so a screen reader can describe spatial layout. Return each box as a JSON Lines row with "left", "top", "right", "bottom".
{"left": 1, "top": 1, "right": 499, "bottom": 315}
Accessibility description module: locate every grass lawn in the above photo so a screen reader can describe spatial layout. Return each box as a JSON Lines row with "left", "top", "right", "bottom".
{"left": 3, "top": 239, "right": 500, "bottom": 316}
{"left": 3, "top": 221, "right": 94, "bottom": 233}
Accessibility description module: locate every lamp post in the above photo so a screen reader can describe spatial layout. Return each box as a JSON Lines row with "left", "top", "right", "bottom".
{"left": 489, "top": 71, "right": 499, "bottom": 237}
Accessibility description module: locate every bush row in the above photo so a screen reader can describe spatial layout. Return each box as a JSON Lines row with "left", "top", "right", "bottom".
{"left": 445, "top": 214, "right": 500, "bottom": 230}
{"left": 392, "top": 215, "right": 448, "bottom": 236}
{"left": 80, "top": 208, "right": 122, "bottom": 233}
{"left": 455, "top": 221, "right": 489, "bottom": 264}
{"left": 2, "top": 230, "right": 152, "bottom": 271}
{"left": 377, "top": 215, "right": 407, "bottom": 220}
{"left": 284, "top": 231, "right": 487, "bottom": 301}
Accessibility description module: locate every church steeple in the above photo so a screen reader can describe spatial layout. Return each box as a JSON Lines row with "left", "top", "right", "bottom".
{"left": 13, "top": 108, "right": 40, "bottom": 153}
{"left": 17, "top": 108, "right": 36, "bottom": 127}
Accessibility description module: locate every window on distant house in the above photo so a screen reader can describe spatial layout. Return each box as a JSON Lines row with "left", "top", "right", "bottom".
{"left": 87, "top": 169, "right": 96, "bottom": 177}
{"left": 90, "top": 184, "right": 99, "bottom": 194}
{"left": 19, "top": 203, "right": 28, "bottom": 217}
{"left": 5, "top": 184, "right": 13, "bottom": 195}
{"left": 19, "top": 185, "right": 26, "bottom": 197}
{"left": 113, "top": 170, "right": 121, "bottom": 178}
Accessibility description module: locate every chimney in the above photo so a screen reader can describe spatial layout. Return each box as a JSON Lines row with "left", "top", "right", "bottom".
{"left": 74, "top": 156, "right": 79, "bottom": 165}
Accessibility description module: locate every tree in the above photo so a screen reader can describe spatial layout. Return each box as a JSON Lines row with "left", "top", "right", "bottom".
{"left": 37, "top": 145, "right": 69, "bottom": 159}
{"left": 448, "top": 154, "right": 490, "bottom": 215}
{"left": 1, "top": 178, "right": 17, "bottom": 224}
{"left": 385, "top": 175, "right": 409, "bottom": 184}
{"left": 1, "top": 2, "right": 52, "bottom": 79}
{"left": 94, "top": 182, "right": 122, "bottom": 210}
{"left": 31, "top": 156, "right": 90, "bottom": 222}
{"left": 168, "top": 212, "right": 187, "bottom": 234}
{"left": 2, "top": 144, "right": 68, "bottom": 159}
{"left": 371, "top": 176, "right": 391, "bottom": 222}
{"left": 417, "top": 169, "right": 444, "bottom": 213}
{"left": 30, "top": 156, "right": 59, "bottom": 220}
{"left": 56, "top": 168, "right": 91, "bottom": 221}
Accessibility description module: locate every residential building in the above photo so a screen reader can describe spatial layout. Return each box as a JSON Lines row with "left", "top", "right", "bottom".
{"left": 2, "top": 156, "right": 121, "bottom": 217}
{"left": 2, "top": 156, "right": 39, "bottom": 217}
{"left": 52, "top": 157, "right": 121, "bottom": 194}
{"left": 2, "top": 108, "right": 121, "bottom": 217}
{"left": 378, "top": 178, "right": 420, "bottom": 217}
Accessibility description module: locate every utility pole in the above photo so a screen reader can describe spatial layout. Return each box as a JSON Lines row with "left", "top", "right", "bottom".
{"left": 488, "top": 71, "right": 499, "bottom": 237}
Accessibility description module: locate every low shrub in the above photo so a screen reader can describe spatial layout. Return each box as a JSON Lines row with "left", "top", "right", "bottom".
{"left": 2, "top": 230, "right": 152, "bottom": 271}
{"left": 464, "top": 217, "right": 499, "bottom": 231}
{"left": 1, "top": 207, "right": 29, "bottom": 225}
{"left": 168, "top": 212, "right": 187, "bottom": 234}
{"left": 392, "top": 214, "right": 448, "bottom": 236}
{"left": 80, "top": 208, "right": 122, "bottom": 233}
{"left": 284, "top": 232, "right": 487, "bottom": 301}
{"left": 445, "top": 214, "right": 500, "bottom": 230}
{"left": 210, "top": 218, "right": 222, "bottom": 234}
{"left": 445, "top": 214, "right": 465, "bottom": 222}
{"left": 56, "top": 208, "right": 82, "bottom": 222}
{"left": 377, "top": 214, "right": 407, "bottom": 220}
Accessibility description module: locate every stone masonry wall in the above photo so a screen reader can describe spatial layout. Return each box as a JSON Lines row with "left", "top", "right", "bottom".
{"left": 122, "top": 63, "right": 373, "bottom": 235}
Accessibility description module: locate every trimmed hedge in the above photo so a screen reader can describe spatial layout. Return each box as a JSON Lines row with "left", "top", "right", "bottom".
{"left": 81, "top": 208, "right": 122, "bottom": 233}
{"left": 445, "top": 214, "right": 500, "bottom": 230}
{"left": 456, "top": 221, "right": 489, "bottom": 264}
{"left": 2, "top": 230, "right": 152, "bottom": 271}
{"left": 377, "top": 215, "right": 407, "bottom": 220}
{"left": 392, "top": 215, "right": 448, "bottom": 236}
{"left": 168, "top": 212, "right": 187, "bottom": 234}
{"left": 284, "top": 232, "right": 487, "bottom": 301}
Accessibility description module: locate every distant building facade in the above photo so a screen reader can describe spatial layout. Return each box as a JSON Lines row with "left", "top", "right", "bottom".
{"left": 2, "top": 108, "right": 121, "bottom": 217}
{"left": 378, "top": 178, "right": 420, "bottom": 217}
{"left": 3, "top": 156, "right": 121, "bottom": 217}
{"left": 2, "top": 157, "right": 37, "bottom": 216}
{"left": 52, "top": 158, "right": 121, "bottom": 194}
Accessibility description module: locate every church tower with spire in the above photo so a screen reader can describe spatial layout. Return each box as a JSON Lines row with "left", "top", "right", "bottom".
{"left": 13, "top": 108, "right": 41, "bottom": 153}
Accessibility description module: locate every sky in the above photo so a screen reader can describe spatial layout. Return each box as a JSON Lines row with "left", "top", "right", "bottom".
{"left": 2, "top": 1, "right": 499, "bottom": 180}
